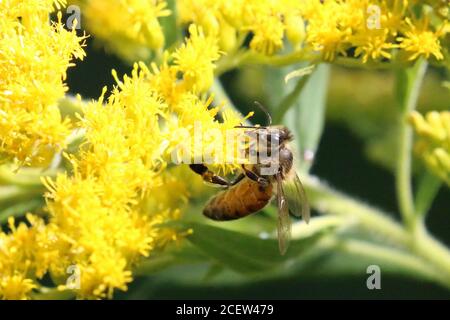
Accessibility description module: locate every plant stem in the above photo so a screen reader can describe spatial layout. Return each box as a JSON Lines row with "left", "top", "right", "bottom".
{"left": 395, "top": 59, "right": 427, "bottom": 232}
{"left": 210, "top": 79, "right": 252, "bottom": 126}
{"left": 414, "top": 230, "right": 450, "bottom": 285}
{"left": 335, "top": 238, "right": 450, "bottom": 289}
{"left": 211, "top": 79, "right": 236, "bottom": 111}
{"left": 303, "top": 174, "right": 450, "bottom": 288}
{"left": 215, "top": 50, "right": 252, "bottom": 76}
{"left": 303, "top": 175, "right": 409, "bottom": 246}
{"left": 0, "top": 165, "right": 55, "bottom": 188}
{"left": 215, "top": 50, "right": 405, "bottom": 76}
{"left": 32, "top": 288, "right": 75, "bottom": 300}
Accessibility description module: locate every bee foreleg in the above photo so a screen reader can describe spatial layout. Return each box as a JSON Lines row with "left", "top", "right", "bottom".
{"left": 241, "top": 165, "right": 269, "bottom": 187}
{"left": 189, "top": 164, "right": 230, "bottom": 187}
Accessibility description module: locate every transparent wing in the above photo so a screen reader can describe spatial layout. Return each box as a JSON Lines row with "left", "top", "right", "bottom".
{"left": 283, "top": 172, "right": 310, "bottom": 223}
{"left": 277, "top": 174, "right": 291, "bottom": 255}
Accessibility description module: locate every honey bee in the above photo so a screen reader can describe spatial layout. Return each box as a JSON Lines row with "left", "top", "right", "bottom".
{"left": 189, "top": 106, "right": 310, "bottom": 255}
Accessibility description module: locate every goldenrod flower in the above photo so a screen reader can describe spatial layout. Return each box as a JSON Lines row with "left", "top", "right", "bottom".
{"left": 0, "top": 3, "right": 86, "bottom": 166}
{"left": 409, "top": 111, "right": 450, "bottom": 186}
{"left": 173, "top": 24, "right": 221, "bottom": 92}
{"left": 397, "top": 17, "right": 445, "bottom": 61}
{"left": 75, "top": 0, "right": 170, "bottom": 62}
{"left": 248, "top": 12, "right": 285, "bottom": 55}
{"left": 353, "top": 30, "right": 396, "bottom": 63}
{"left": 0, "top": 275, "right": 37, "bottom": 300}
{"left": 0, "top": 215, "right": 56, "bottom": 299}
{"left": 0, "top": 22, "right": 249, "bottom": 296}
{"left": 179, "top": 0, "right": 295, "bottom": 55}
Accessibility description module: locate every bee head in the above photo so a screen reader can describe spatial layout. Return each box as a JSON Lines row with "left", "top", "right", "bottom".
{"left": 276, "top": 126, "right": 293, "bottom": 144}
{"left": 262, "top": 126, "right": 292, "bottom": 146}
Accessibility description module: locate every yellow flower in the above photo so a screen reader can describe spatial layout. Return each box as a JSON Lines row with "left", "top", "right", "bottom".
{"left": 173, "top": 24, "right": 221, "bottom": 92}
{"left": 0, "top": 275, "right": 36, "bottom": 300}
{"left": 248, "top": 12, "right": 285, "bottom": 55}
{"left": 36, "top": 58, "right": 248, "bottom": 298}
{"left": 76, "top": 0, "right": 170, "bottom": 62}
{"left": 178, "top": 0, "right": 297, "bottom": 55}
{"left": 0, "top": 4, "right": 85, "bottom": 166}
{"left": 353, "top": 30, "right": 396, "bottom": 63}
{"left": 409, "top": 111, "right": 450, "bottom": 186}
{"left": 397, "top": 18, "right": 444, "bottom": 61}
{"left": 0, "top": 215, "right": 57, "bottom": 299}
{"left": 0, "top": 2, "right": 252, "bottom": 300}
{"left": 304, "top": 2, "right": 349, "bottom": 61}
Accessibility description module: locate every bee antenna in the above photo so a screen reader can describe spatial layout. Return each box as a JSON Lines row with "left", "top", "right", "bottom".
{"left": 254, "top": 101, "right": 272, "bottom": 127}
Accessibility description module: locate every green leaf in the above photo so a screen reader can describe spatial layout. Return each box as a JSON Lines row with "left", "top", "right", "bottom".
{"left": 395, "top": 58, "right": 427, "bottom": 113}
{"left": 415, "top": 170, "right": 442, "bottom": 218}
{"left": 179, "top": 219, "right": 337, "bottom": 274}
{"left": 0, "top": 198, "right": 44, "bottom": 224}
{"left": 283, "top": 64, "right": 330, "bottom": 172}
{"left": 160, "top": 0, "right": 179, "bottom": 50}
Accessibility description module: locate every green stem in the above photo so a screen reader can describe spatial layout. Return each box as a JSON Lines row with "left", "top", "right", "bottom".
{"left": 0, "top": 165, "right": 55, "bottom": 188}
{"left": 303, "top": 174, "right": 450, "bottom": 288}
{"left": 303, "top": 175, "right": 409, "bottom": 246}
{"left": 210, "top": 79, "right": 252, "bottom": 126}
{"left": 210, "top": 79, "right": 236, "bottom": 111}
{"left": 32, "top": 288, "right": 76, "bottom": 300}
{"left": 414, "top": 230, "right": 450, "bottom": 285}
{"left": 215, "top": 50, "right": 253, "bottom": 76}
{"left": 216, "top": 50, "right": 406, "bottom": 76}
{"left": 335, "top": 238, "right": 450, "bottom": 289}
{"left": 395, "top": 59, "right": 428, "bottom": 232}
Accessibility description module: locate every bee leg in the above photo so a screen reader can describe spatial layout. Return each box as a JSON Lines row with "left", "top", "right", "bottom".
{"left": 230, "top": 173, "right": 245, "bottom": 186}
{"left": 241, "top": 165, "right": 269, "bottom": 187}
{"left": 189, "top": 164, "right": 230, "bottom": 187}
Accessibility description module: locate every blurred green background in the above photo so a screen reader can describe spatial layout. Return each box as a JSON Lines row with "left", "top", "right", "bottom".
{"left": 67, "top": 38, "right": 450, "bottom": 299}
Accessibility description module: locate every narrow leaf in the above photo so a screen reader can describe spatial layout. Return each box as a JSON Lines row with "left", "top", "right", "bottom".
{"left": 415, "top": 171, "right": 442, "bottom": 218}
{"left": 160, "top": 0, "right": 179, "bottom": 49}
{"left": 284, "top": 64, "right": 330, "bottom": 172}
{"left": 180, "top": 220, "right": 336, "bottom": 274}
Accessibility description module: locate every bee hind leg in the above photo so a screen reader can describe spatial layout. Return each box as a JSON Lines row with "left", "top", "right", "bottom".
{"left": 189, "top": 164, "right": 230, "bottom": 187}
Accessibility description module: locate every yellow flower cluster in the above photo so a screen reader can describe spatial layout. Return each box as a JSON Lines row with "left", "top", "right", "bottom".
{"left": 178, "top": 0, "right": 304, "bottom": 55}
{"left": 0, "top": 0, "right": 86, "bottom": 166}
{"left": 73, "top": 0, "right": 170, "bottom": 62}
{"left": 178, "top": 0, "right": 448, "bottom": 62}
{"left": 0, "top": 216, "right": 48, "bottom": 300}
{"left": 410, "top": 111, "right": 450, "bottom": 186}
{"left": 0, "top": 0, "right": 247, "bottom": 297}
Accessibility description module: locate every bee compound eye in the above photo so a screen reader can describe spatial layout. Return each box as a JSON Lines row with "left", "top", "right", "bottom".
{"left": 279, "top": 148, "right": 292, "bottom": 162}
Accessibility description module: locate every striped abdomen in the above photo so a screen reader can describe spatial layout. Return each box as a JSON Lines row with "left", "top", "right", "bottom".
{"left": 203, "top": 178, "right": 273, "bottom": 221}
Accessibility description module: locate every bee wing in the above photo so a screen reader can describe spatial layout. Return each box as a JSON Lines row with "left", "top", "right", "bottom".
{"left": 277, "top": 173, "right": 292, "bottom": 255}
{"left": 283, "top": 172, "right": 310, "bottom": 223}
